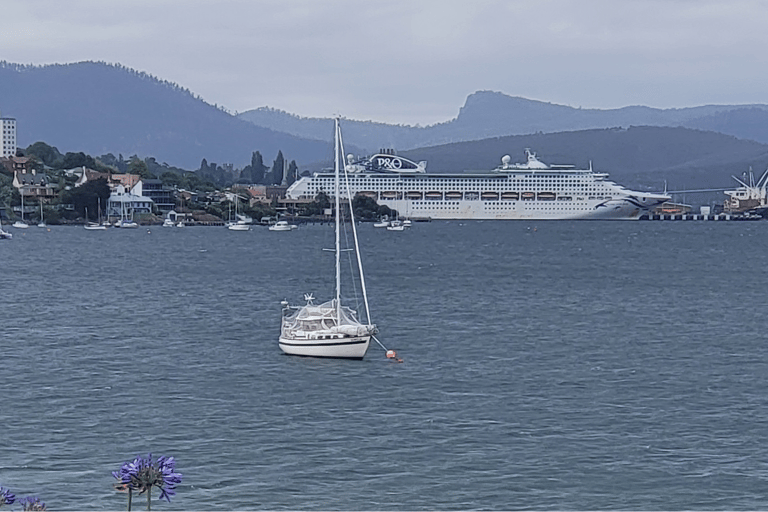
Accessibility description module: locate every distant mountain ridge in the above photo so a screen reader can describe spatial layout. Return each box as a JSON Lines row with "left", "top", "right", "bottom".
{"left": 238, "top": 91, "right": 768, "bottom": 152}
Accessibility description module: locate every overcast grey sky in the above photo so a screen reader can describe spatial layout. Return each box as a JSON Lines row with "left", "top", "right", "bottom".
{"left": 3, "top": 0, "right": 767, "bottom": 125}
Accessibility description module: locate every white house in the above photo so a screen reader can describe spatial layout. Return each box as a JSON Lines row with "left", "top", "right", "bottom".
{"left": 106, "top": 182, "right": 154, "bottom": 220}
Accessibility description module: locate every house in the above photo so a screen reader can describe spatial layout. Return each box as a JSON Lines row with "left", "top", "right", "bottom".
{"left": 72, "top": 167, "right": 113, "bottom": 187}
{"left": 106, "top": 182, "right": 154, "bottom": 220}
{"left": 141, "top": 179, "right": 175, "bottom": 211}
{"left": 2, "top": 155, "right": 31, "bottom": 174}
{"left": 73, "top": 168, "right": 140, "bottom": 190}
{"left": 10, "top": 159, "right": 57, "bottom": 201}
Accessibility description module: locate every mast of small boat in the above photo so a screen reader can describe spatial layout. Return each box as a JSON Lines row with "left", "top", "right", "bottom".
{"left": 334, "top": 118, "right": 342, "bottom": 322}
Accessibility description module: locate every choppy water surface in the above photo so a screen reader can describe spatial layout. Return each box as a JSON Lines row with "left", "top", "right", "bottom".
{"left": 2, "top": 221, "right": 768, "bottom": 510}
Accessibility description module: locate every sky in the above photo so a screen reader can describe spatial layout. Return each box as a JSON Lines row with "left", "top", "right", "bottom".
{"left": 3, "top": 0, "right": 768, "bottom": 126}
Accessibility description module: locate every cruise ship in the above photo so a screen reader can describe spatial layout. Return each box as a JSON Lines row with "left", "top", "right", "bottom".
{"left": 286, "top": 149, "right": 670, "bottom": 220}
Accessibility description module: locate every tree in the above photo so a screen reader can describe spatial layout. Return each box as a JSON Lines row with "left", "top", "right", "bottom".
{"left": 25, "top": 141, "right": 63, "bottom": 168}
{"left": 61, "top": 178, "right": 111, "bottom": 220}
{"left": 60, "top": 151, "right": 97, "bottom": 170}
{"left": 285, "top": 160, "right": 299, "bottom": 186}
{"left": 240, "top": 151, "right": 267, "bottom": 184}
{"left": 128, "top": 157, "right": 153, "bottom": 179}
{"left": 271, "top": 151, "right": 286, "bottom": 185}
{"left": 352, "top": 194, "right": 392, "bottom": 221}
{"left": 300, "top": 191, "right": 331, "bottom": 216}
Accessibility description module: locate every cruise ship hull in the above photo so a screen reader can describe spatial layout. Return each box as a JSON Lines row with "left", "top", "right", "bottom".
{"left": 374, "top": 197, "right": 649, "bottom": 220}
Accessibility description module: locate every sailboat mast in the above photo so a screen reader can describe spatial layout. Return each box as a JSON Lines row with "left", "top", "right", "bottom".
{"left": 334, "top": 118, "right": 342, "bottom": 322}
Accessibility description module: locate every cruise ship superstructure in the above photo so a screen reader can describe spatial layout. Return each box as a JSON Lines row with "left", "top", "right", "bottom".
{"left": 286, "top": 149, "right": 670, "bottom": 220}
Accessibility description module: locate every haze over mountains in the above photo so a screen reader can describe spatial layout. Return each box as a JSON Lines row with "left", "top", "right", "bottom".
{"left": 238, "top": 92, "right": 768, "bottom": 152}
{"left": 2, "top": 60, "right": 768, "bottom": 197}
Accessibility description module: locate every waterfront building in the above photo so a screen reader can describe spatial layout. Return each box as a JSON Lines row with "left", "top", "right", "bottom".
{"left": 141, "top": 178, "right": 175, "bottom": 211}
{"left": 10, "top": 158, "right": 57, "bottom": 201}
{"left": 106, "top": 182, "right": 154, "bottom": 220}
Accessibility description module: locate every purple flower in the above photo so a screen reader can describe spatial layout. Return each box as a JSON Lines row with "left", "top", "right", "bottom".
{"left": 0, "top": 487, "right": 15, "bottom": 506}
{"left": 113, "top": 453, "right": 182, "bottom": 509}
{"left": 18, "top": 497, "right": 46, "bottom": 511}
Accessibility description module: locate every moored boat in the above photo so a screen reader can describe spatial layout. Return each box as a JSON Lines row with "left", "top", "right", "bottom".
{"left": 268, "top": 220, "right": 297, "bottom": 231}
{"left": 279, "top": 118, "right": 377, "bottom": 359}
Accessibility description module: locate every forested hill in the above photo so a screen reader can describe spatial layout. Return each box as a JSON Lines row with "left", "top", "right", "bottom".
{"left": 0, "top": 61, "right": 329, "bottom": 169}
{"left": 239, "top": 91, "right": 768, "bottom": 152}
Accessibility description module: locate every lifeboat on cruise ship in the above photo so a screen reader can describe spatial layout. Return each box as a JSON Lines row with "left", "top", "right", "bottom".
{"left": 521, "top": 192, "right": 535, "bottom": 201}
{"left": 406, "top": 191, "right": 423, "bottom": 200}
{"left": 501, "top": 191, "right": 519, "bottom": 201}
{"left": 537, "top": 192, "right": 556, "bottom": 201}
{"left": 445, "top": 191, "right": 463, "bottom": 200}
{"left": 358, "top": 191, "right": 377, "bottom": 199}
{"left": 481, "top": 192, "right": 499, "bottom": 201}
{"left": 425, "top": 191, "right": 443, "bottom": 200}
{"left": 380, "top": 191, "right": 401, "bottom": 200}
{"left": 464, "top": 191, "right": 479, "bottom": 200}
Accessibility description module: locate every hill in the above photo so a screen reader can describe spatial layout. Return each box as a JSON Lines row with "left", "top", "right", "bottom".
{"left": 395, "top": 127, "right": 768, "bottom": 206}
{"left": 239, "top": 91, "right": 768, "bottom": 152}
{"left": 0, "top": 61, "right": 330, "bottom": 169}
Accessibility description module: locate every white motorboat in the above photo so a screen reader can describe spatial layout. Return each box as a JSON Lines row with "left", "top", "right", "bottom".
{"left": 115, "top": 218, "right": 139, "bottom": 228}
{"left": 268, "top": 220, "right": 297, "bottom": 231}
{"left": 162, "top": 218, "right": 175, "bottom": 227}
{"left": 373, "top": 216, "right": 390, "bottom": 228}
{"left": 279, "top": 118, "right": 377, "bottom": 359}
{"left": 228, "top": 221, "right": 250, "bottom": 231}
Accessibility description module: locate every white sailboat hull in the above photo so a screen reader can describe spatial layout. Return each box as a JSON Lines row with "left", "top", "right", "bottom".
{"left": 278, "top": 335, "right": 371, "bottom": 359}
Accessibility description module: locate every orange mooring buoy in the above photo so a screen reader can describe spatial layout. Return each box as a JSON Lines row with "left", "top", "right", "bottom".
{"left": 386, "top": 349, "right": 403, "bottom": 363}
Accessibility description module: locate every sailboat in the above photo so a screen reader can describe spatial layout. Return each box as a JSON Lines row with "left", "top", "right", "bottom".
{"left": 227, "top": 194, "right": 250, "bottom": 231}
{"left": 0, "top": 215, "right": 12, "bottom": 239}
{"left": 84, "top": 206, "right": 107, "bottom": 230}
{"left": 12, "top": 193, "right": 29, "bottom": 228}
{"left": 278, "top": 118, "right": 377, "bottom": 359}
{"left": 37, "top": 202, "right": 46, "bottom": 228}
{"left": 115, "top": 194, "right": 138, "bottom": 228}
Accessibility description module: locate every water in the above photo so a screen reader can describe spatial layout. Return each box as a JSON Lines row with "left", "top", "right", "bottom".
{"left": 2, "top": 221, "right": 768, "bottom": 510}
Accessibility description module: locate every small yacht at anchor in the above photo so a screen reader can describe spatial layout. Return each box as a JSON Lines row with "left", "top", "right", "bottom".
{"left": 278, "top": 119, "right": 377, "bottom": 359}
